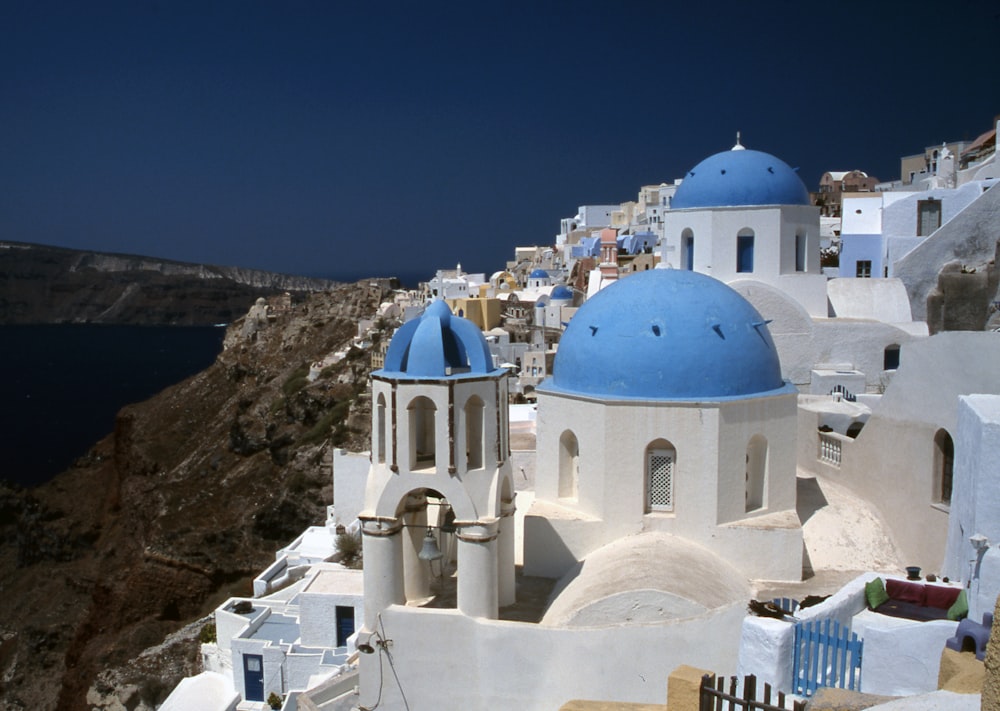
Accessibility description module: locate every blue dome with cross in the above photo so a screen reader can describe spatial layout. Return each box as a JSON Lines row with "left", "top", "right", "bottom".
{"left": 540, "top": 270, "right": 790, "bottom": 400}
{"left": 671, "top": 146, "right": 810, "bottom": 209}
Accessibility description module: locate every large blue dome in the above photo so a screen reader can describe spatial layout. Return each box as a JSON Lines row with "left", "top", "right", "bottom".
{"left": 671, "top": 148, "right": 810, "bottom": 209}
{"left": 541, "top": 270, "right": 788, "bottom": 400}
{"left": 377, "top": 300, "right": 498, "bottom": 378}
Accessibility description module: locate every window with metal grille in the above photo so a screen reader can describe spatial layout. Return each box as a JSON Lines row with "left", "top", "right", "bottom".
{"left": 647, "top": 448, "right": 674, "bottom": 511}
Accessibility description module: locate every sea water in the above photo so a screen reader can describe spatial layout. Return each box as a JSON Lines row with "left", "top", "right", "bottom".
{"left": 0, "top": 324, "right": 225, "bottom": 487}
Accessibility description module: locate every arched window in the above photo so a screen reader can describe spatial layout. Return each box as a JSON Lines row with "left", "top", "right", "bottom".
{"left": 682, "top": 228, "right": 695, "bottom": 271}
{"left": 795, "top": 232, "right": 807, "bottom": 272}
{"left": 934, "top": 429, "right": 954, "bottom": 505}
{"left": 464, "top": 396, "right": 485, "bottom": 471}
{"left": 646, "top": 439, "right": 676, "bottom": 512}
{"left": 884, "top": 344, "right": 901, "bottom": 371}
{"left": 737, "top": 228, "right": 755, "bottom": 273}
{"left": 745, "top": 435, "right": 767, "bottom": 512}
{"left": 558, "top": 430, "right": 579, "bottom": 499}
{"left": 408, "top": 397, "right": 436, "bottom": 470}
{"left": 376, "top": 393, "right": 387, "bottom": 464}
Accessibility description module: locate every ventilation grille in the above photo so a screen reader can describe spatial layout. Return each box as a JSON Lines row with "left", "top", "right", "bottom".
{"left": 648, "top": 452, "right": 674, "bottom": 511}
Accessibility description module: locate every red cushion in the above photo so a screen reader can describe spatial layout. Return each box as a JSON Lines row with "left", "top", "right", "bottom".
{"left": 924, "top": 585, "right": 961, "bottom": 609}
{"left": 886, "top": 579, "right": 926, "bottom": 605}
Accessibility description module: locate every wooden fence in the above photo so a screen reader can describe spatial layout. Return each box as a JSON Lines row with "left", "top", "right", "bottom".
{"left": 699, "top": 674, "right": 805, "bottom": 711}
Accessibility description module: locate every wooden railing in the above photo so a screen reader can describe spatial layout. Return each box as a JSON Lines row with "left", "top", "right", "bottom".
{"left": 699, "top": 674, "right": 804, "bottom": 711}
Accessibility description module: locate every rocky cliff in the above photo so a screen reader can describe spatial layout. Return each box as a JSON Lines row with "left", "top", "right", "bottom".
{"left": 0, "top": 279, "right": 396, "bottom": 710}
{"left": 0, "top": 241, "right": 341, "bottom": 325}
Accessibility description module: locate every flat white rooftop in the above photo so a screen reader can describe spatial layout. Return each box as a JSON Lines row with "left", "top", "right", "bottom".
{"left": 302, "top": 566, "right": 364, "bottom": 596}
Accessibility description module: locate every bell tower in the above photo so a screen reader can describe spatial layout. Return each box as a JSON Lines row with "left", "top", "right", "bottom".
{"left": 360, "top": 300, "right": 515, "bottom": 639}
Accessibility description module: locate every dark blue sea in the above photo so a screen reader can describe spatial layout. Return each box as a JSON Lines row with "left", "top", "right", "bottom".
{"left": 0, "top": 325, "right": 225, "bottom": 488}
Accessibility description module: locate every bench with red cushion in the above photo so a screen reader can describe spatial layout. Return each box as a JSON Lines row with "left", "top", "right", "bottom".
{"left": 872, "top": 579, "right": 962, "bottom": 622}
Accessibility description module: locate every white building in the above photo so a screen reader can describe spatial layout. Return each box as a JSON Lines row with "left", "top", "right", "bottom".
{"left": 354, "top": 271, "right": 801, "bottom": 710}
{"left": 660, "top": 139, "right": 829, "bottom": 318}
{"left": 557, "top": 204, "right": 618, "bottom": 245}
{"left": 840, "top": 179, "right": 998, "bottom": 285}
{"left": 527, "top": 268, "right": 802, "bottom": 583}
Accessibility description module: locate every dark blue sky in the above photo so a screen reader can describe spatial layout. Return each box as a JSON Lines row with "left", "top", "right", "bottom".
{"left": 2, "top": 2, "right": 998, "bottom": 282}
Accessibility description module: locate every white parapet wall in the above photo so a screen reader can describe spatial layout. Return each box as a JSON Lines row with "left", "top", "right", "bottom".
{"left": 851, "top": 611, "right": 957, "bottom": 695}
{"left": 358, "top": 602, "right": 746, "bottom": 711}
{"left": 738, "top": 572, "right": 967, "bottom": 698}
{"left": 736, "top": 573, "right": 868, "bottom": 693}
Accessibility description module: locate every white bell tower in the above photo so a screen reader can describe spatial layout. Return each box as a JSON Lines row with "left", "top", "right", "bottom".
{"left": 360, "top": 300, "right": 515, "bottom": 641}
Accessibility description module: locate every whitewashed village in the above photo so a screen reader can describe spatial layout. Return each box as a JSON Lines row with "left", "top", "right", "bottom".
{"left": 155, "top": 118, "right": 1000, "bottom": 711}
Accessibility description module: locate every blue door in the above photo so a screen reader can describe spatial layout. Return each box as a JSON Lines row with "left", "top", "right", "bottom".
{"left": 685, "top": 236, "right": 694, "bottom": 270}
{"left": 243, "top": 654, "right": 265, "bottom": 702}
{"left": 336, "top": 606, "right": 355, "bottom": 647}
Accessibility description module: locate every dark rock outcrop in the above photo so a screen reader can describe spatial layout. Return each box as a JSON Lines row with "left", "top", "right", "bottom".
{"left": 0, "top": 241, "right": 340, "bottom": 325}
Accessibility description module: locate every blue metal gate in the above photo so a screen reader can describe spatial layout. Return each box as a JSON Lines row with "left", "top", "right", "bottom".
{"left": 792, "top": 618, "right": 862, "bottom": 696}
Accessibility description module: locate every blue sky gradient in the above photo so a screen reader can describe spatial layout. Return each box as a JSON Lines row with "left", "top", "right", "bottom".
{"left": 2, "top": 1, "right": 998, "bottom": 282}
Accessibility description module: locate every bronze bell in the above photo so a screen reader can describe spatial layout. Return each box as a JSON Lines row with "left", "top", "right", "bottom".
{"left": 417, "top": 528, "right": 443, "bottom": 561}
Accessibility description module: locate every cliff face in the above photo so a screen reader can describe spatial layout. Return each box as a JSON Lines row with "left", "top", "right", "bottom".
{"left": 0, "top": 241, "right": 341, "bottom": 325}
{"left": 0, "top": 279, "right": 394, "bottom": 711}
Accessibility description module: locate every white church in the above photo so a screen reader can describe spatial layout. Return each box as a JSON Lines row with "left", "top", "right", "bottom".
{"left": 658, "top": 136, "right": 829, "bottom": 319}
{"left": 353, "top": 269, "right": 803, "bottom": 710}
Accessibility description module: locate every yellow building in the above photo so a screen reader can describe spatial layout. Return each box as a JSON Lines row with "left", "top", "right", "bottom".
{"left": 445, "top": 297, "right": 502, "bottom": 331}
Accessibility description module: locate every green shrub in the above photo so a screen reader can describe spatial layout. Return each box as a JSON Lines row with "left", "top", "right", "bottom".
{"left": 268, "top": 691, "right": 283, "bottom": 709}
{"left": 336, "top": 531, "right": 363, "bottom": 569}
{"left": 299, "top": 410, "right": 337, "bottom": 446}
{"left": 299, "top": 400, "right": 352, "bottom": 446}
{"left": 282, "top": 364, "right": 311, "bottom": 397}
{"left": 199, "top": 622, "right": 217, "bottom": 644}
{"left": 319, "top": 364, "right": 337, "bottom": 379}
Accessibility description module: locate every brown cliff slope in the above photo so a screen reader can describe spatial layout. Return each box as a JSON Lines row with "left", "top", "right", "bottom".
{"left": 0, "top": 279, "right": 394, "bottom": 710}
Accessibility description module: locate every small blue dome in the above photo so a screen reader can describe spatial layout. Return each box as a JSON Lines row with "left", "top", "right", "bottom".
{"left": 550, "top": 285, "right": 573, "bottom": 301}
{"left": 672, "top": 148, "right": 810, "bottom": 209}
{"left": 541, "top": 270, "right": 788, "bottom": 400}
{"left": 529, "top": 269, "right": 550, "bottom": 279}
{"left": 378, "top": 300, "right": 497, "bottom": 378}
